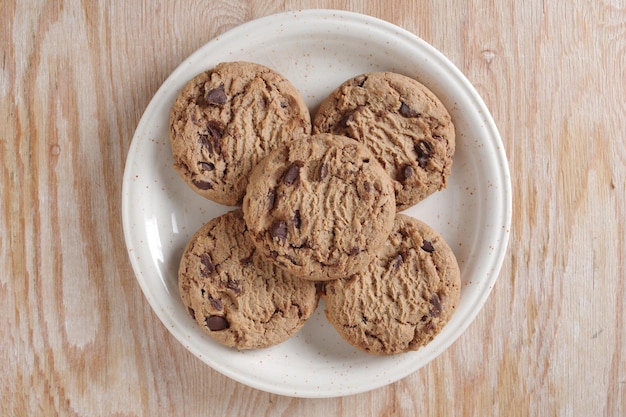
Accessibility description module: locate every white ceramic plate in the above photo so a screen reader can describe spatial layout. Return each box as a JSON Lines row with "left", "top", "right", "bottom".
{"left": 122, "top": 9, "right": 511, "bottom": 398}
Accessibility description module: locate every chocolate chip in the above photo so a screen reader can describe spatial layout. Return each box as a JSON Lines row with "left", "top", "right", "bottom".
{"left": 267, "top": 189, "right": 276, "bottom": 211}
{"left": 270, "top": 220, "right": 288, "bottom": 241}
{"left": 205, "top": 84, "right": 227, "bottom": 105}
{"left": 208, "top": 120, "right": 225, "bottom": 139}
{"left": 192, "top": 179, "right": 213, "bottom": 190}
{"left": 209, "top": 297, "right": 223, "bottom": 311}
{"left": 206, "top": 120, "right": 224, "bottom": 150}
{"left": 363, "top": 181, "right": 372, "bottom": 192}
{"left": 239, "top": 255, "right": 253, "bottom": 266}
{"left": 280, "top": 101, "right": 288, "bottom": 108}
{"left": 392, "top": 254, "right": 404, "bottom": 271}
{"left": 430, "top": 293, "right": 442, "bottom": 317}
{"left": 415, "top": 140, "right": 433, "bottom": 168}
{"left": 401, "top": 164, "right": 414, "bottom": 181}
{"left": 282, "top": 162, "right": 303, "bottom": 186}
{"left": 198, "top": 120, "right": 225, "bottom": 156}
{"left": 421, "top": 240, "right": 435, "bottom": 253}
{"left": 317, "top": 163, "right": 329, "bottom": 181}
{"left": 187, "top": 307, "right": 196, "bottom": 320}
{"left": 200, "top": 253, "right": 215, "bottom": 276}
{"left": 293, "top": 210, "right": 301, "bottom": 229}
{"left": 337, "top": 111, "right": 355, "bottom": 129}
{"left": 349, "top": 247, "right": 360, "bottom": 256}
{"left": 198, "top": 162, "right": 215, "bottom": 172}
{"left": 205, "top": 315, "right": 229, "bottom": 331}
{"left": 399, "top": 102, "right": 419, "bottom": 118}
{"left": 226, "top": 279, "right": 241, "bottom": 294}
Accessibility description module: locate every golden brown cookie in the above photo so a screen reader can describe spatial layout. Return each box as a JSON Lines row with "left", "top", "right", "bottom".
{"left": 324, "top": 214, "right": 461, "bottom": 355}
{"left": 178, "top": 210, "right": 319, "bottom": 350}
{"left": 169, "top": 61, "right": 311, "bottom": 206}
{"left": 313, "top": 72, "right": 455, "bottom": 210}
{"left": 242, "top": 134, "right": 396, "bottom": 281}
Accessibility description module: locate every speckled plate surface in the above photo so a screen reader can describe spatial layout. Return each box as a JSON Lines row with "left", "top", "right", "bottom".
{"left": 122, "top": 9, "right": 511, "bottom": 398}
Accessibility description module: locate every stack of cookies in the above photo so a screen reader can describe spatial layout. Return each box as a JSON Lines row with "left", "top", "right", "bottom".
{"left": 171, "top": 62, "right": 461, "bottom": 355}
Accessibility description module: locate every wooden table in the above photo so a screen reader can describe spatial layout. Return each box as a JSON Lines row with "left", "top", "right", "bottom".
{"left": 2, "top": 1, "right": 625, "bottom": 415}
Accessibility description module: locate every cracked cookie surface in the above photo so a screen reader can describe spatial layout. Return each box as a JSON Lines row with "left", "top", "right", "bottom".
{"left": 323, "top": 214, "right": 461, "bottom": 355}
{"left": 169, "top": 61, "right": 311, "bottom": 205}
{"left": 178, "top": 210, "right": 319, "bottom": 350}
{"left": 313, "top": 72, "right": 455, "bottom": 210}
{"left": 243, "top": 134, "right": 396, "bottom": 281}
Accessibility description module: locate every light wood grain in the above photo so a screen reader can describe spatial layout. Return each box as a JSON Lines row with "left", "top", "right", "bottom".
{"left": 2, "top": 1, "right": 625, "bottom": 416}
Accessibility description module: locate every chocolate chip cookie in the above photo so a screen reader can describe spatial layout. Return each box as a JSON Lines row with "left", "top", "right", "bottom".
{"left": 169, "top": 61, "right": 311, "bottom": 206}
{"left": 178, "top": 210, "right": 319, "bottom": 350}
{"left": 324, "top": 214, "right": 461, "bottom": 355}
{"left": 242, "top": 134, "right": 396, "bottom": 281}
{"left": 313, "top": 72, "right": 455, "bottom": 210}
